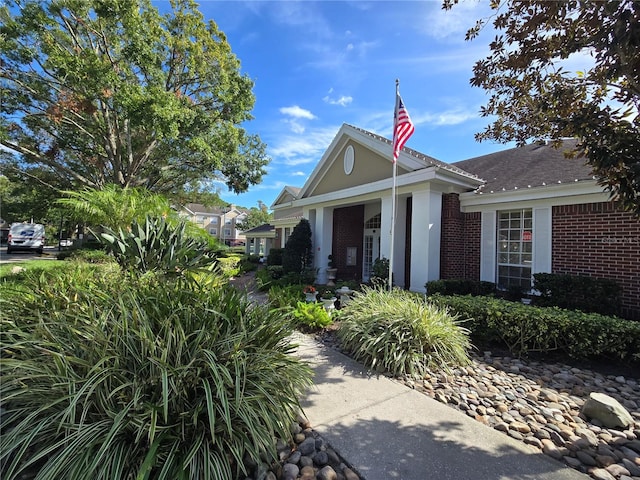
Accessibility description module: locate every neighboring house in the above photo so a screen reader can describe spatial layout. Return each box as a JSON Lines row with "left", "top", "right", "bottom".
{"left": 269, "top": 123, "right": 640, "bottom": 320}
{"left": 180, "top": 203, "right": 248, "bottom": 246}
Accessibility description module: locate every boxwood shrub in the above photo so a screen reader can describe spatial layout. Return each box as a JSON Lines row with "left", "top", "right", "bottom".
{"left": 428, "top": 294, "right": 640, "bottom": 364}
{"left": 533, "top": 273, "right": 621, "bottom": 316}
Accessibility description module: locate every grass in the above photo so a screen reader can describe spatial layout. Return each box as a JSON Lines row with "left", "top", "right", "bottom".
{"left": 338, "top": 287, "right": 472, "bottom": 377}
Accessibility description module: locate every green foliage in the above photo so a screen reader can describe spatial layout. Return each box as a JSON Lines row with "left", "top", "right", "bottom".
{"left": 1, "top": 270, "right": 312, "bottom": 480}
{"left": 429, "top": 295, "right": 640, "bottom": 364}
{"left": 235, "top": 203, "right": 273, "bottom": 232}
{"left": 338, "top": 287, "right": 472, "bottom": 376}
{"left": 426, "top": 279, "right": 496, "bottom": 296}
{"left": 533, "top": 273, "right": 621, "bottom": 316}
{"left": 282, "top": 219, "right": 313, "bottom": 275}
{"left": 57, "top": 247, "right": 113, "bottom": 264}
{"left": 369, "top": 257, "right": 390, "bottom": 288}
{"left": 215, "top": 255, "right": 241, "bottom": 278}
{"left": 0, "top": 0, "right": 268, "bottom": 195}
{"left": 450, "top": 0, "right": 640, "bottom": 214}
{"left": 266, "top": 248, "right": 283, "bottom": 266}
{"left": 58, "top": 185, "right": 175, "bottom": 231}
{"left": 99, "top": 216, "right": 217, "bottom": 276}
{"left": 292, "top": 301, "right": 333, "bottom": 330}
{"left": 268, "top": 285, "right": 304, "bottom": 310}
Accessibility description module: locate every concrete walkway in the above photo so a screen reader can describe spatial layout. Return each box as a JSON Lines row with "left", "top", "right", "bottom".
{"left": 292, "top": 332, "right": 590, "bottom": 480}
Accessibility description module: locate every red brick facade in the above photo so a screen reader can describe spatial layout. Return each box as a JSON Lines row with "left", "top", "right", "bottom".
{"left": 552, "top": 202, "right": 640, "bottom": 320}
{"left": 440, "top": 194, "right": 465, "bottom": 279}
{"left": 332, "top": 205, "right": 365, "bottom": 282}
{"left": 439, "top": 196, "right": 639, "bottom": 320}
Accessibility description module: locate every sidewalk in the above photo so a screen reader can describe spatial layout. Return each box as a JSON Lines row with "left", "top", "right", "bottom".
{"left": 292, "top": 332, "right": 590, "bottom": 480}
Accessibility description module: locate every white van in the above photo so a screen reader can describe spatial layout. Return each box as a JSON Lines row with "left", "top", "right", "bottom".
{"left": 7, "top": 223, "right": 46, "bottom": 254}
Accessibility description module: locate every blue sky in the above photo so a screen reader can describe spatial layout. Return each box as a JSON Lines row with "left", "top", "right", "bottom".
{"left": 165, "top": 1, "right": 511, "bottom": 209}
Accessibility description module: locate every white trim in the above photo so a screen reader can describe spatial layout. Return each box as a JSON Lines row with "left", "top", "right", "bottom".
{"left": 460, "top": 181, "right": 606, "bottom": 210}
{"left": 532, "top": 207, "right": 552, "bottom": 275}
{"left": 480, "top": 211, "right": 497, "bottom": 283}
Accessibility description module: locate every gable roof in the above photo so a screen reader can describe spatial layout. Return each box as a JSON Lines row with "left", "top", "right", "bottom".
{"left": 452, "top": 140, "right": 595, "bottom": 194}
{"left": 298, "top": 124, "right": 482, "bottom": 199}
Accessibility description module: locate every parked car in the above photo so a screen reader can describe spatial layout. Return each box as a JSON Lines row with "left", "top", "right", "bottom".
{"left": 7, "top": 223, "right": 46, "bottom": 254}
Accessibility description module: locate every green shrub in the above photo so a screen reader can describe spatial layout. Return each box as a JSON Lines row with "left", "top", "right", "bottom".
{"left": 57, "top": 247, "right": 113, "bottom": 263}
{"left": 292, "top": 301, "right": 333, "bottom": 330}
{"left": 429, "top": 294, "right": 640, "bottom": 363}
{"left": 268, "top": 284, "right": 304, "bottom": 310}
{"left": 99, "top": 216, "right": 217, "bottom": 277}
{"left": 282, "top": 219, "right": 313, "bottom": 275}
{"left": 426, "top": 279, "right": 496, "bottom": 296}
{"left": 1, "top": 273, "right": 313, "bottom": 480}
{"left": 533, "top": 273, "right": 621, "bottom": 316}
{"left": 216, "top": 255, "right": 241, "bottom": 278}
{"left": 337, "top": 287, "right": 471, "bottom": 377}
{"left": 267, "top": 248, "right": 283, "bottom": 266}
{"left": 369, "top": 257, "right": 390, "bottom": 288}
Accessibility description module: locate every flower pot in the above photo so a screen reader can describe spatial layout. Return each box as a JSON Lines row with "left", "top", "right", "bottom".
{"left": 326, "top": 267, "right": 337, "bottom": 287}
{"left": 321, "top": 297, "right": 336, "bottom": 311}
{"left": 305, "top": 292, "right": 317, "bottom": 302}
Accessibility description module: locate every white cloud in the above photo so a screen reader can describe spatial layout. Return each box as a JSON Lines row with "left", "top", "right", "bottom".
{"left": 269, "top": 125, "right": 340, "bottom": 164}
{"left": 279, "top": 105, "right": 317, "bottom": 120}
{"left": 415, "top": 108, "right": 479, "bottom": 127}
{"left": 422, "top": 0, "right": 491, "bottom": 42}
{"left": 323, "top": 93, "right": 353, "bottom": 107}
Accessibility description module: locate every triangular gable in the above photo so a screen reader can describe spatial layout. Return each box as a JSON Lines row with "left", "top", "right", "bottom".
{"left": 299, "top": 124, "right": 434, "bottom": 199}
{"left": 271, "top": 186, "right": 301, "bottom": 208}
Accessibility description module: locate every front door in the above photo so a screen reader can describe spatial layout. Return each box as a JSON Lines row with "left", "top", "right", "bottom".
{"left": 363, "top": 229, "right": 380, "bottom": 282}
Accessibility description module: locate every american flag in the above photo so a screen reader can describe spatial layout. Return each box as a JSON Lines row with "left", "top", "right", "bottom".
{"left": 392, "top": 94, "right": 414, "bottom": 162}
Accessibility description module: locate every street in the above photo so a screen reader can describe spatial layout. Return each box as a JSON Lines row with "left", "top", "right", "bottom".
{"left": 0, "top": 246, "right": 59, "bottom": 264}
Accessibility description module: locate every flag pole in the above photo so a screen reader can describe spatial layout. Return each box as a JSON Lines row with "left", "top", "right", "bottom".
{"left": 388, "top": 79, "right": 399, "bottom": 290}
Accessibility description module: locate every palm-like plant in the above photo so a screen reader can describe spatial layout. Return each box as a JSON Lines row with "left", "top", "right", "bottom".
{"left": 1, "top": 272, "right": 313, "bottom": 479}
{"left": 58, "top": 184, "right": 175, "bottom": 231}
{"left": 99, "top": 215, "right": 217, "bottom": 276}
{"left": 338, "top": 287, "right": 472, "bottom": 377}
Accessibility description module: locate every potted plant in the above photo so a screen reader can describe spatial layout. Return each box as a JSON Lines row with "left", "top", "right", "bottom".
{"left": 303, "top": 285, "right": 317, "bottom": 302}
{"left": 320, "top": 289, "right": 336, "bottom": 311}
{"left": 326, "top": 254, "right": 337, "bottom": 287}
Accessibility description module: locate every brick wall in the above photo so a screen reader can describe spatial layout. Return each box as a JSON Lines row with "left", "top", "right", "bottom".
{"left": 441, "top": 194, "right": 465, "bottom": 279}
{"left": 463, "top": 212, "right": 481, "bottom": 281}
{"left": 332, "top": 205, "right": 365, "bottom": 282}
{"left": 553, "top": 202, "right": 640, "bottom": 320}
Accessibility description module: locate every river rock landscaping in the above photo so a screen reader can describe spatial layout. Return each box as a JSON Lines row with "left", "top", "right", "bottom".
{"left": 316, "top": 328, "right": 639, "bottom": 480}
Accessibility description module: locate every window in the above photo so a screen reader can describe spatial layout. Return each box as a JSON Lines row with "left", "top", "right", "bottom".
{"left": 209, "top": 228, "right": 217, "bottom": 235}
{"left": 497, "top": 209, "right": 532, "bottom": 290}
{"left": 211, "top": 217, "right": 218, "bottom": 225}
{"left": 365, "top": 213, "right": 381, "bottom": 229}
{"left": 224, "top": 228, "right": 232, "bottom": 237}
{"left": 196, "top": 215, "right": 205, "bottom": 224}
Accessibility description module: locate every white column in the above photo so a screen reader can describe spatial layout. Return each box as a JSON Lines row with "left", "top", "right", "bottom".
{"left": 480, "top": 211, "right": 497, "bottom": 283}
{"left": 309, "top": 207, "right": 333, "bottom": 284}
{"left": 410, "top": 188, "right": 442, "bottom": 293}
{"left": 533, "top": 207, "right": 552, "bottom": 274}
{"left": 380, "top": 195, "right": 393, "bottom": 261}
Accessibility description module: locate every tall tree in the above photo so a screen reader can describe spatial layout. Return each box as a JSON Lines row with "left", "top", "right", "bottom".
{"left": 0, "top": 0, "right": 269, "bottom": 195}
{"left": 235, "top": 201, "right": 272, "bottom": 232}
{"left": 446, "top": 0, "right": 640, "bottom": 214}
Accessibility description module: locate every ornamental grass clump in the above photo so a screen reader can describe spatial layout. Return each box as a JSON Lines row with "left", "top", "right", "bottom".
{"left": 337, "top": 287, "right": 472, "bottom": 377}
{"left": 1, "top": 271, "right": 313, "bottom": 480}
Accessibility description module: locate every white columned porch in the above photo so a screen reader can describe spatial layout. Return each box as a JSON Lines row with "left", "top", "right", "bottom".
{"left": 410, "top": 188, "right": 442, "bottom": 293}
{"left": 307, "top": 207, "right": 334, "bottom": 284}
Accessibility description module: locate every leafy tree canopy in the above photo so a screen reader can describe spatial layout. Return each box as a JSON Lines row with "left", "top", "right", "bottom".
{"left": 445, "top": 0, "right": 640, "bottom": 214}
{"left": 236, "top": 200, "right": 272, "bottom": 232}
{"left": 0, "top": 0, "right": 269, "bottom": 195}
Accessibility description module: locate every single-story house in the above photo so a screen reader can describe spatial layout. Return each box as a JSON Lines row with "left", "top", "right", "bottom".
{"left": 262, "top": 124, "right": 639, "bottom": 319}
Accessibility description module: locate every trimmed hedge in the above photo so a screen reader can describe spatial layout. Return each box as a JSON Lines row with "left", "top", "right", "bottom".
{"left": 426, "top": 279, "right": 496, "bottom": 296}
{"left": 533, "top": 273, "right": 621, "bottom": 316}
{"left": 428, "top": 294, "right": 640, "bottom": 364}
